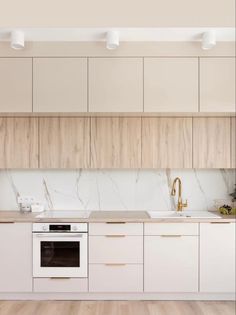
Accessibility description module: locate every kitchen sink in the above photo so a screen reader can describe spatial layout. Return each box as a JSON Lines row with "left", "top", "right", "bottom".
{"left": 148, "top": 211, "right": 221, "bottom": 219}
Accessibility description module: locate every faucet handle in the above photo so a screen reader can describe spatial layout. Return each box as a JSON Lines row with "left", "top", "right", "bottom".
{"left": 183, "top": 200, "right": 188, "bottom": 208}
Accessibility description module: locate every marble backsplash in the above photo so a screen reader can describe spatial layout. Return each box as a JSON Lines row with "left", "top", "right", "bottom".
{"left": 0, "top": 169, "right": 235, "bottom": 212}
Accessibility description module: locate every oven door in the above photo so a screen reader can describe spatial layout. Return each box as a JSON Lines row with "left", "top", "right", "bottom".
{"left": 33, "top": 232, "right": 87, "bottom": 278}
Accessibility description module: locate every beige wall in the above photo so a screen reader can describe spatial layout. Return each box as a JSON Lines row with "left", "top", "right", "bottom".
{"left": 0, "top": 0, "right": 235, "bottom": 28}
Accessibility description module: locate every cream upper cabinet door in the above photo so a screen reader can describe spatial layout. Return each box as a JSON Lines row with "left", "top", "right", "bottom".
{"left": 89, "top": 58, "right": 143, "bottom": 112}
{"left": 200, "top": 58, "right": 235, "bottom": 112}
{"left": 0, "top": 118, "right": 38, "bottom": 168}
{"left": 39, "top": 118, "right": 90, "bottom": 168}
{"left": 231, "top": 117, "right": 236, "bottom": 168}
{"left": 0, "top": 223, "right": 32, "bottom": 292}
{"left": 144, "top": 58, "right": 198, "bottom": 112}
{"left": 193, "top": 117, "right": 231, "bottom": 168}
{"left": 33, "top": 58, "right": 87, "bottom": 112}
{"left": 91, "top": 117, "right": 141, "bottom": 168}
{"left": 0, "top": 58, "right": 32, "bottom": 112}
{"left": 142, "top": 118, "right": 192, "bottom": 168}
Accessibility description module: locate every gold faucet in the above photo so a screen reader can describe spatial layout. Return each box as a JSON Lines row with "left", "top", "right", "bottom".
{"left": 171, "top": 177, "right": 188, "bottom": 212}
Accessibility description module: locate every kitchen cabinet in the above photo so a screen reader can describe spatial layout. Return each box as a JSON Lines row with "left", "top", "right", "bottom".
{"left": 89, "top": 58, "right": 143, "bottom": 112}
{"left": 200, "top": 58, "right": 235, "bottom": 112}
{"left": 200, "top": 223, "right": 235, "bottom": 292}
{"left": 0, "top": 58, "right": 32, "bottom": 112}
{"left": 144, "top": 58, "right": 198, "bottom": 112}
{"left": 89, "top": 223, "right": 143, "bottom": 292}
{"left": 0, "top": 223, "right": 32, "bottom": 292}
{"left": 142, "top": 117, "right": 192, "bottom": 168}
{"left": 0, "top": 117, "right": 39, "bottom": 168}
{"left": 144, "top": 223, "right": 198, "bottom": 292}
{"left": 34, "top": 278, "right": 88, "bottom": 293}
{"left": 39, "top": 117, "right": 90, "bottom": 168}
{"left": 91, "top": 117, "right": 141, "bottom": 168}
{"left": 231, "top": 117, "right": 236, "bottom": 168}
{"left": 33, "top": 58, "right": 87, "bottom": 112}
{"left": 193, "top": 117, "right": 231, "bottom": 168}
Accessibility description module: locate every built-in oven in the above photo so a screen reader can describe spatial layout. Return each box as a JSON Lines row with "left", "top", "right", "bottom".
{"left": 33, "top": 223, "right": 88, "bottom": 278}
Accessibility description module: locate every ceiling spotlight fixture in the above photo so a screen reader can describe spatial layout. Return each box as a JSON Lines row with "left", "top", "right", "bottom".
{"left": 201, "top": 30, "right": 216, "bottom": 50}
{"left": 11, "top": 30, "right": 25, "bottom": 50}
{"left": 106, "top": 30, "right": 119, "bottom": 50}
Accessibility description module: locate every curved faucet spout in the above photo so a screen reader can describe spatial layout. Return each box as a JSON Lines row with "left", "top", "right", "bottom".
{"left": 171, "top": 177, "right": 187, "bottom": 212}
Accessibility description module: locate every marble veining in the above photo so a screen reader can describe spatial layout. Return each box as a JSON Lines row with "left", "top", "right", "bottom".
{"left": 0, "top": 169, "right": 235, "bottom": 211}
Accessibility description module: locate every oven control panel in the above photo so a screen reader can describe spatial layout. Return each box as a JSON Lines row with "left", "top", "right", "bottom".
{"left": 32, "top": 223, "right": 88, "bottom": 232}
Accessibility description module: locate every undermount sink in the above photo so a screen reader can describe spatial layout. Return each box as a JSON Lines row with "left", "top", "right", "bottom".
{"left": 148, "top": 211, "right": 221, "bottom": 219}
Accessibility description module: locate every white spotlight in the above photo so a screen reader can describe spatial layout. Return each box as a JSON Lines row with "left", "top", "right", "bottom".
{"left": 106, "top": 31, "right": 119, "bottom": 50}
{"left": 201, "top": 30, "right": 216, "bottom": 50}
{"left": 11, "top": 30, "right": 25, "bottom": 50}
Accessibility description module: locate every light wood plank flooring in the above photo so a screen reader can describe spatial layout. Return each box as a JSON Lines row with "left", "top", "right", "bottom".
{"left": 0, "top": 301, "right": 235, "bottom": 315}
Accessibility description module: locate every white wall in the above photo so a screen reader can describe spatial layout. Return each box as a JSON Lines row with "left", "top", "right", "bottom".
{"left": 0, "top": 169, "right": 234, "bottom": 211}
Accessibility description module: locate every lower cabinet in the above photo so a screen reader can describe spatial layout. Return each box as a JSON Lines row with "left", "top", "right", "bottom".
{"left": 144, "top": 223, "right": 199, "bottom": 292}
{"left": 200, "top": 223, "right": 235, "bottom": 293}
{"left": 0, "top": 223, "right": 32, "bottom": 292}
{"left": 34, "top": 278, "right": 88, "bottom": 293}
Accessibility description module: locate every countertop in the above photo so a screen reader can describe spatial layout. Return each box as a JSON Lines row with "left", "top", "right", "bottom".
{"left": 0, "top": 210, "right": 235, "bottom": 223}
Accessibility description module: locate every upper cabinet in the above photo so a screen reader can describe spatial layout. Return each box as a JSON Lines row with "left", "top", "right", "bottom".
{"left": 88, "top": 58, "right": 143, "bottom": 112}
{"left": 33, "top": 58, "right": 87, "bottom": 112}
{"left": 0, "top": 117, "right": 38, "bottom": 168}
{"left": 142, "top": 118, "right": 192, "bottom": 168}
{"left": 0, "top": 58, "right": 32, "bottom": 112}
{"left": 144, "top": 58, "right": 198, "bottom": 112}
{"left": 91, "top": 117, "right": 141, "bottom": 168}
{"left": 193, "top": 117, "right": 231, "bottom": 168}
{"left": 39, "top": 117, "right": 90, "bottom": 168}
{"left": 200, "top": 58, "right": 235, "bottom": 112}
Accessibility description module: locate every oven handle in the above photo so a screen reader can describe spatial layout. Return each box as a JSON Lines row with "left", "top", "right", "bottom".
{"left": 33, "top": 233, "right": 84, "bottom": 238}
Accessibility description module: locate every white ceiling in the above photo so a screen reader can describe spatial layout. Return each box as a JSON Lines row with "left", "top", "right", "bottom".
{"left": 0, "top": 28, "right": 235, "bottom": 42}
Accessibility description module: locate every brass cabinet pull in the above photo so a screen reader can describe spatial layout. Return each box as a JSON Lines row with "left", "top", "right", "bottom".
{"left": 50, "top": 277, "right": 71, "bottom": 280}
{"left": 210, "top": 222, "right": 231, "bottom": 224}
{"left": 105, "top": 263, "right": 126, "bottom": 266}
{"left": 0, "top": 222, "right": 15, "bottom": 224}
{"left": 105, "top": 235, "right": 126, "bottom": 238}
{"left": 161, "top": 235, "right": 182, "bottom": 237}
{"left": 106, "top": 222, "right": 126, "bottom": 224}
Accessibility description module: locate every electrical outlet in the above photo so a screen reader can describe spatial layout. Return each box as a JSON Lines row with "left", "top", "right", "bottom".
{"left": 17, "top": 196, "right": 36, "bottom": 204}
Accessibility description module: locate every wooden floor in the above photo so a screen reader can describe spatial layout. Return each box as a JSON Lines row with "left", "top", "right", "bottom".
{"left": 0, "top": 301, "right": 235, "bottom": 315}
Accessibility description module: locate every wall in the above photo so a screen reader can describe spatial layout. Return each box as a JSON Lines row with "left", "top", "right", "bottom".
{"left": 0, "top": 169, "right": 234, "bottom": 211}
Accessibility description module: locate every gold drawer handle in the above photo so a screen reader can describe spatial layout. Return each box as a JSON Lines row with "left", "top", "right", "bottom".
{"left": 161, "top": 235, "right": 182, "bottom": 237}
{"left": 50, "top": 277, "right": 71, "bottom": 280}
{"left": 105, "top": 235, "right": 126, "bottom": 238}
{"left": 105, "top": 263, "right": 126, "bottom": 266}
{"left": 210, "top": 222, "right": 231, "bottom": 224}
{"left": 106, "top": 222, "right": 126, "bottom": 224}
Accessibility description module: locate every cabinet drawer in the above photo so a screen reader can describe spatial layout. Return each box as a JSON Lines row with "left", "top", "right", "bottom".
{"left": 33, "top": 278, "right": 88, "bottom": 293}
{"left": 89, "top": 223, "right": 143, "bottom": 235}
{"left": 144, "top": 223, "right": 198, "bottom": 235}
{"left": 89, "top": 264, "right": 143, "bottom": 292}
{"left": 89, "top": 236, "right": 143, "bottom": 263}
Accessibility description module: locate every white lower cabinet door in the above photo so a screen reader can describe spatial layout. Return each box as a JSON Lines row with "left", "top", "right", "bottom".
{"left": 200, "top": 223, "right": 235, "bottom": 293}
{"left": 0, "top": 223, "right": 32, "bottom": 292}
{"left": 34, "top": 278, "right": 88, "bottom": 293}
{"left": 89, "top": 264, "right": 143, "bottom": 292}
{"left": 144, "top": 235, "right": 198, "bottom": 292}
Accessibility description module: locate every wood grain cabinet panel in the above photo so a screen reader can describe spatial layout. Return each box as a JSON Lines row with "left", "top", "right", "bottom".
{"left": 142, "top": 117, "right": 192, "bottom": 168}
{"left": 91, "top": 117, "right": 141, "bottom": 168}
{"left": 231, "top": 117, "right": 236, "bottom": 168}
{"left": 0, "top": 58, "right": 32, "bottom": 112}
{"left": 0, "top": 223, "right": 32, "bottom": 292}
{"left": 193, "top": 117, "right": 231, "bottom": 168}
{"left": 144, "top": 58, "right": 198, "bottom": 112}
{"left": 200, "top": 58, "right": 235, "bottom": 112}
{"left": 39, "top": 117, "right": 90, "bottom": 168}
{"left": 33, "top": 58, "right": 87, "bottom": 112}
{"left": 0, "top": 117, "right": 38, "bottom": 168}
{"left": 89, "top": 58, "right": 143, "bottom": 112}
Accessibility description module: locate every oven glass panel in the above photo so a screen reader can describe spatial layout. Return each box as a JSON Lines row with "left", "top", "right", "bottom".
{"left": 41, "top": 241, "right": 80, "bottom": 267}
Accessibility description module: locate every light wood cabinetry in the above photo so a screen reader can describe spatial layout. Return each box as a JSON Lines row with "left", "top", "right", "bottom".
{"left": 91, "top": 117, "right": 141, "bottom": 168}
{"left": 89, "top": 58, "right": 143, "bottom": 112}
{"left": 142, "top": 117, "right": 192, "bottom": 168}
{"left": 200, "top": 223, "right": 235, "bottom": 292}
{"left": 231, "top": 117, "right": 236, "bottom": 168}
{"left": 144, "top": 223, "right": 198, "bottom": 292}
{"left": 200, "top": 58, "right": 235, "bottom": 112}
{"left": 0, "top": 58, "right": 32, "bottom": 112}
{"left": 0, "top": 223, "right": 32, "bottom": 292}
{"left": 193, "top": 117, "right": 231, "bottom": 168}
{"left": 0, "top": 118, "right": 38, "bottom": 168}
{"left": 144, "top": 58, "right": 198, "bottom": 112}
{"left": 39, "top": 117, "right": 90, "bottom": 168}
{"left": 33, "top": 58, "right": 87, "bottom": 112}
